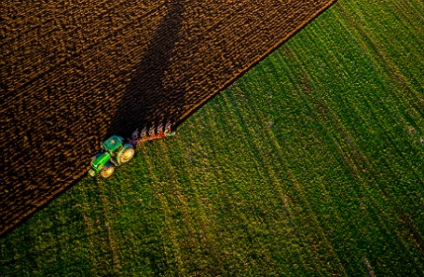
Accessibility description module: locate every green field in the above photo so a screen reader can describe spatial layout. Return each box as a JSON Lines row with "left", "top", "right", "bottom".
{"left": 1, "top": 1, "right": 423, "bottom": 276}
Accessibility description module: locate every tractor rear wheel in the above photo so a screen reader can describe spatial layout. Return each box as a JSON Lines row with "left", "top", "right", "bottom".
{"left": 100, "top": 163, "right": 115, "bottom": 178}
{"left": 119, "top": 146, "right": 135, "bottom": 164}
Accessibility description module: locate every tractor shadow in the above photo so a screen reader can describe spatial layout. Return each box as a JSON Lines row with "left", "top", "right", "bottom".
{"left": 106, "top": 2, "right": 186, "bottom": 138}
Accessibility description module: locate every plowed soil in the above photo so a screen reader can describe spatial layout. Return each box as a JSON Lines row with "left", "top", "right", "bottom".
{"left": 1, "top": 0, "right": 336, "bottom": 235}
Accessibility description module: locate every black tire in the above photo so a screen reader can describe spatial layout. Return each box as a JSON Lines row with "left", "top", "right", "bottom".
{"left": 118, "top": 146, "right": 135, "bottom": 164}
{"left": 100, "top": 163, "right": 115, "bottom": 178}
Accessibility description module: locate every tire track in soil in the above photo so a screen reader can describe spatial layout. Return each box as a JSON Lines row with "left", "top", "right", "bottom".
{"left": 1, "top": 0, "right": 337, "bottom": 236}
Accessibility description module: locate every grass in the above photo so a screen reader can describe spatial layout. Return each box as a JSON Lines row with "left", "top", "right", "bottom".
{"left": 1, "top": 1, "right": 423, "bottom": 276}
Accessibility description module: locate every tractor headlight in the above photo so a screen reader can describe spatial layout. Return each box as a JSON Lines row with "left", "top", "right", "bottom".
{"left": 88, "top": 169, "right": 96, "bottom": 177}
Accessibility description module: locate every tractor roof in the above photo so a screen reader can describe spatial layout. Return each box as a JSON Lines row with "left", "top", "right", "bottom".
{"left": 103, "top": 135, "right": 124, "bottom": 152}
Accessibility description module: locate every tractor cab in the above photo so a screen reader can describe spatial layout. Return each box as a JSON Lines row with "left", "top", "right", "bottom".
{"left": 102, "top": 135, "right": 124, "bottom": 153}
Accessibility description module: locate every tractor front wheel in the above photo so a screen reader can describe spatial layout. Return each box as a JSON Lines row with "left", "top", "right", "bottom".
{"left": 119, "top": 146, "right": 135, "bottom": 164}
{"left": 100, "top": 163, "right": 115, "bottom": 178}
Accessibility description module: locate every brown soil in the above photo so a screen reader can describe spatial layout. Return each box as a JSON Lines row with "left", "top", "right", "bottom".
{"left": 1, "top": 0, "right": 336, "bottom": 236}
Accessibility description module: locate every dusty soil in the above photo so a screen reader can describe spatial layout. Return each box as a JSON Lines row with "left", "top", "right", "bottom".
{"left": 1, "top": 0, "right": 336, "bottom": 236}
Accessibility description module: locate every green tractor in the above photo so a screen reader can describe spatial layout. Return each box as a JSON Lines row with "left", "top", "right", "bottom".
{"left": 88, "top": 135, "right": 135, "bottom": 178}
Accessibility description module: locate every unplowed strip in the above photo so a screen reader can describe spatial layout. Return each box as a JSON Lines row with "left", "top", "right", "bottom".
{"left": 1, "top": 0, "right": 337, "bottom": 236}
